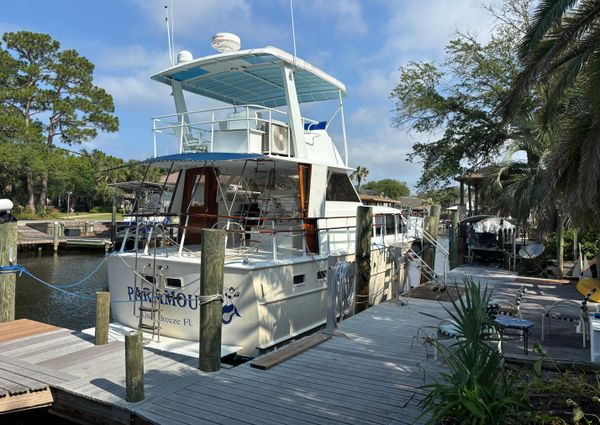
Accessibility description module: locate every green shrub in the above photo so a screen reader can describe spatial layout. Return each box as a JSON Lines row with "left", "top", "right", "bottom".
{"left": 419, "top": 278, "right": 529, "bottom": 424}
{"left": 545, "top": 229, "right": 599, "bottom": 261}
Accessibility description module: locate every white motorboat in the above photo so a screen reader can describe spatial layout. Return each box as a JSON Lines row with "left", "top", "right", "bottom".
{"left": 107, "top": 35, "right": 423, "bottom": 355}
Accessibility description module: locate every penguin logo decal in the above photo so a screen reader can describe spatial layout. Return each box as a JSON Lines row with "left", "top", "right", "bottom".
{"left": 222, "top": 287, "right": 241, "bottom": 324}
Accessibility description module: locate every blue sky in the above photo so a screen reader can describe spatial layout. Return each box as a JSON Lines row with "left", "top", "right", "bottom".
{"left": 1, "top": 0, "right": 495, "bottom": 192}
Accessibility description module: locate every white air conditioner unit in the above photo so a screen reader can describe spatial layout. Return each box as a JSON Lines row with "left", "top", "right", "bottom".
{"left": 264, "top": 122, "right": 290, "bottom": 155}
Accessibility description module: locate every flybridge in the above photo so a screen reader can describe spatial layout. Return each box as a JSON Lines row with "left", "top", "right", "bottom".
{"left": 149, "top": 37, "right": 349, "bottom": 167}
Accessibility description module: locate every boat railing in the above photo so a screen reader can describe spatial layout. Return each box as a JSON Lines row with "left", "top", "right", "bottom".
{"left": 151, "top": 105, "right": 321, "bottom": 158}
{"left": 118, "top": 212, "right": 422, "bottom": 263}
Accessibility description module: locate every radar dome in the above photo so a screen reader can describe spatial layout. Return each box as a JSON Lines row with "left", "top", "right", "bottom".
{"left": 177, "top": 50, "right": 193, "bottom": 64}
{"left": 211, "top": 33, "right": 241, "bottom": 53}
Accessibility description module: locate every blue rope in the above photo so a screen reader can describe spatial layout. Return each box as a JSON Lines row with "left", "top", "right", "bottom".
{"left": 0, "top": 265, "right": 26, "bottom": 274}
{"left": 0, "top": 252, "right": 203, "bottom": 304}
{"left": 19, "top": 269, "right": 96, "bottom": 301}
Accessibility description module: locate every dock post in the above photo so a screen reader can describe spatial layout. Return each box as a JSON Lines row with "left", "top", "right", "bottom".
{"left": 199, "top": 229, "right": 225, "bottom": 372}
{"left": 326, "top": 255, "right": 338, "bottom": 332}
{"left": 95, "top": 291, "right": 110, "bottom": 345}
{"left": 0, "top": 215, "right": 17, "bottom": 323}
{"left": 557, "top": 203, "right": 564, "bottom": 278}
{"left": 53, "top": 221, "right": 59, "bottom": 253}
{"left": 450, "top": 211, "right": 459, "bottom": 269}
{"left": 125, "top": 331, "right": 144, "bottom": 402}
{"left": 573, "top": 229, "right": 578, "bottom": 264}
{"left": 354, "top": 206, "right": 372, "bottom": 314}
{"left": 111, "top": 197, "right": 117, "bottom": 244}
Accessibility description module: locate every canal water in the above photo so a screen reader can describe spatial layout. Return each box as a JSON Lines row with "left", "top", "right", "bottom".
{"left": 15, "top": 252, "right": 108, "bottom": 331}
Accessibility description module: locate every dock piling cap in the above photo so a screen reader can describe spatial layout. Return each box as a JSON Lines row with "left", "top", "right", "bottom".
{"left": 0, "top": 199, "right": 13, "bottom": 213}
{"left": 0, "top": 199, "right": 16, "bottom": 223}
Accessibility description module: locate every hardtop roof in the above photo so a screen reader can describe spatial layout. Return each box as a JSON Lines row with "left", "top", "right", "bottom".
{"left": 151, "top": 46, "right": 347, "bottom": 108}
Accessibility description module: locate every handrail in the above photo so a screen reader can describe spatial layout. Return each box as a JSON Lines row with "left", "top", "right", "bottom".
{"left": 401, "top": 215, "right": 449, "bottom": 256}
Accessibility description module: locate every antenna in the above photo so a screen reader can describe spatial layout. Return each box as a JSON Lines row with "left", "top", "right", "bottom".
{"left": 170, "top": 0, "right": 175, "bottom": 64}
{"left": 165, "top": 4, "right": 174, "bottom": 65}
{"left": 290, "top": 0, "right": 297, "bottom": 69}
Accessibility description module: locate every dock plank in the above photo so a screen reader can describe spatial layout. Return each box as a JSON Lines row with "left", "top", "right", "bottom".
{"left": 0, "top": 354, "right": 79, "bottom": 383}
{"left": 249, "top": 333, "right": 331, "bottom": 369}
{"left": 0, "top": 329, "right": 71, "bottom": 352}
{"left": 36, "top": 340, "right": 124, "bottom": 369}
{"left": 0, "top": 319, "right": 59, "bottom": 343}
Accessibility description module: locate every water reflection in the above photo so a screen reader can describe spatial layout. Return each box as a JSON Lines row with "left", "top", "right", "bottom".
{"left": 15, "top": 252, "right": 108, "bottom": 330}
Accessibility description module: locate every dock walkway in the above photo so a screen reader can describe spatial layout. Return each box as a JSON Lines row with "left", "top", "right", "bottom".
{"left": 0, "top": 299, "right": 445, "bottom": 424}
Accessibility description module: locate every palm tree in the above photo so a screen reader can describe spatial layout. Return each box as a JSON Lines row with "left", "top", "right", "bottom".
{"left": 503, "top": 0, "right": 600, "bottom": 217}
{"left": 351, "top": 166, "right": 369, "bottom": 191}
{"left": 505, "top": 0, "right": 600, "bottom": 117}
{"left": 486, "top": 113, "right": 558, "bottom": 230}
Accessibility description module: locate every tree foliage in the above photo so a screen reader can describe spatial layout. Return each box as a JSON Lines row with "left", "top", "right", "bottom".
{"left": 417, "top": 187, "right": 459, "bottom": 209}
{"left": 350, "top": 165, "right": 369, "bottom": 191}
{"left": 362, "top": 179, "right": 410, "bottom": 199}
{"left": 0, "top": 31, "right": 118, "bottom": 211}
{"left": 391, "top": 1, "right": 534, "bottom": 190}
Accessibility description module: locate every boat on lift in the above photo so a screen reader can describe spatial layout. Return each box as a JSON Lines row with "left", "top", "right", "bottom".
{"left": 107, "top": 34, "right": 423, "bottom": 355}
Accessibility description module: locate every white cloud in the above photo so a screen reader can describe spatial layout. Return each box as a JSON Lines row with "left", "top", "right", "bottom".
{"left": 306, "top": 0, "right": 367, "bottom": 36}
{"left": 346, "top": 122, "right": 423, "bottom": 192}
{"left": 93, "top": 44, "right": 174, "bottom": 109}
{"left": 133, "top": 0, "right": 251, "bottom": 37}
{"left": 384, "top": 0, "right": 493, "bottom": 56}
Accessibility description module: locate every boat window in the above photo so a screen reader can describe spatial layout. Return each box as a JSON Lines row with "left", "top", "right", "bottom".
{"left": 385, "top": 214, "right": 395, "bottom": 236}
{"left": 326, "top": 173, "right": 360, "bottom": 202}
{"left": 144, "top": 275, "right": 155, "bottom": 284}
{"left": 293, "top": 274, "right": 305, "bottom": 285}
{"left": 374, "top": 216, "right": 383, "bottom": 237}
{"left": 166, "top": 278, "right": 182, "bottom": 288}
{"left": 396, "top": 215, "right": 406, "bottom": 234}
{"left": 317, "top": 270, "right": 327, "bottom": 280}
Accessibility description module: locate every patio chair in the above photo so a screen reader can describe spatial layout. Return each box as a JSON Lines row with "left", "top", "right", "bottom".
{"left": 541, "top": 287, "right": 597, "bottom": 348}
{"left": 433, "top": 319, "right": 502, "bottom": 359}
{"left": 490, "top": 285, "right": 525, "bottom": 319}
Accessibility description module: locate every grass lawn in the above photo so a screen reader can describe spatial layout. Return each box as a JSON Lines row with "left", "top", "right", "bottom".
{"left": 54, "top": 212, "right": 124, "bottom": 221}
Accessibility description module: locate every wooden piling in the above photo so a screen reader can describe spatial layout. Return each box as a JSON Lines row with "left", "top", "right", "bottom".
{"left": 125, "top": 331, "right": 144, "bottom": 402}
{"left": 53, "top": 221, "right": 59, "bottom": 253}
{"left": 199, "top": 229, "right": 225, "bottom": 372}
{"left": 573, "top": 228, "right": 578, "bottom": 263}
{"left": 111, "top": 197, "right": 117, "bottom": 244}
{"left": 0, "top": 219, "right": 17, "bottom": 323}
{"left": 450, "top": 211, "right": 459, "bottom": 269}
{"left": 95, "top": 292, "right": 110, "bottom": 345}
{"left": 354, "top": 206, "right": 372, "bottom": 314}
{"left": 557, "top": 205, "right": 564, "bottom": 278}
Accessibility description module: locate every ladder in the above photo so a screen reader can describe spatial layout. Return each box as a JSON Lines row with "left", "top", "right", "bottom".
{"left": 137, "top": 270, "right": 162, "bottom": 343}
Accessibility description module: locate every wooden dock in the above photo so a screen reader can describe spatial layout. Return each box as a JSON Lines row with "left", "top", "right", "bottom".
{"left": 0, "top": 299, "right": 445, "bottom": 424}
{"left": 17, "top": 223, "right": 111, "bottom": 251}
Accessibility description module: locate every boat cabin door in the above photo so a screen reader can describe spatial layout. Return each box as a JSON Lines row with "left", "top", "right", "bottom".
{"left": 299, "top": 164, "right": 318, "bottom": 253}
{"left": 181, "top": 167, "right": 218, "bottom": 244}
